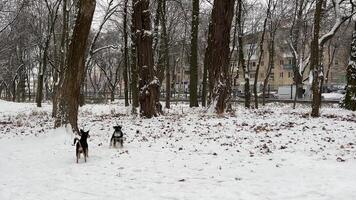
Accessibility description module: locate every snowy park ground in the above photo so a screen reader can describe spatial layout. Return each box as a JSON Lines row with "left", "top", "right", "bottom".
{"left": 0, "top": 100, "right": 356, "bottom": 200}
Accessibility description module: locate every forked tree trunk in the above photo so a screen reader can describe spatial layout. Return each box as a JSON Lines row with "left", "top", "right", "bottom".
{"left": 291, "top": 0, "right": 305, "bottom": 109}
{"left": 204, "top": 0, "right": 235, "bottom": 114}
{"left": 237, "top": 0, "right": 250, "bottom": 109}
{"left": 54, "top": 0, "right": 96, "bottom": 133}
{"left": 253, "top": 0, "right": 270, "bottom": 109}
{"left": 133, "top": 0, "right": 161, "bottom": 118}
{"left": 53, "top": 0, "right": 68, "bottom": 118}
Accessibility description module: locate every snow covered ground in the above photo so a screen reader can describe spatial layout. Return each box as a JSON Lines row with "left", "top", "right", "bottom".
{"left": 0, "top": 100, "right": 356, "bottom": 200}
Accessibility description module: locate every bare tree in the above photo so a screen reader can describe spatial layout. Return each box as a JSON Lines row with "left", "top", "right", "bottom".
{"left": 189, "top": 0, "right": 199, "bottom": 107}
{"left": 204, "top": 0, "right": 236, "bottom": 114}
{"left": 54, "top": 0, "right": 96, "bottom": 133}
{"left": 133, "top": 0, "right": 161, "bottom": 117}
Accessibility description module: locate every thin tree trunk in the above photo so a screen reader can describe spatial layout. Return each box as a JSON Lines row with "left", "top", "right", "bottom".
{"left": 160, "top": 0, "right": 170, "bottom": 109}
{"left": 130, "top": 0, "right": 139, "bottom": 113}
{"left": 123, "top": 0, "right": 129, "bottom": 106}
{"left": 237, "top": 0, "right": 250, "bottom": 108}
{"left": 262, "top": 27, "right": 276, "bottom": 106}
{"left": 53, "top": 0, "right": 68, "bottom": 118}
{"left": 253, "top": 0, "right": 270, "bottom": 109}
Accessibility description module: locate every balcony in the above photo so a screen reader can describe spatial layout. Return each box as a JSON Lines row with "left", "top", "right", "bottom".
{"left": 283, "top": 64, "right": 294, "bottom": 70}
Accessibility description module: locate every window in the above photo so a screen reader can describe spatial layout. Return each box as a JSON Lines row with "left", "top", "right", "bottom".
{"left": 253, "top": 62, "right": 256, "bottom": 67}
{"left": 280, "top": 72, "right": 284, "bottom": 78}
{"left": 270, "top": 73, "right": 275, "bottom": 81}
{"left": 288, "top": 58, "right": 293, "bottom": 65}
{"left": 288, "top": 72, "right": 292, "bottom": 78}
{"left": 260, "top": 73, "right": 264, "bottom": 78}
{"left": 280, "top": 60, "right": 284, "bottom": 65}
{"left": 335, "top": 60, "right": 339, "bottom": 65}
{"left": 250, "top": 73, "right": 255, "bottom": 78}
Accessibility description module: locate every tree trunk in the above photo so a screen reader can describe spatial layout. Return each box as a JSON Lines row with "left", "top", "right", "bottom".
{"left": 189, "top": 0, "right": 199, "bottom": 107}
{"left": 54, "top": 0, "right": 96, "bottom": 133}
{"left": 53, "top": 0, "right": 68, "bottom": 118}
{"left": 253, "top": 0, "right": 270, "bottom": 109}
{"left": 262, "top": 26, "right": 276, "bottom": 106}
{"left": 133, "top": 0, "right": 161, "bottom": 118}
{"left": 123, "top": 0, "right": 129, "bottom": 107}
{"left": 342, "top": 21, "right": 356, "bottom": 111}
{"left": 291, "top": 0, "right": 305, "bottom": 109}
{"left": 204, "top": 0, "right": 235, "bottom": 114}
{"left": 160, "top": 0, "right": 170, "bottom": 109}
{"left": 310, "top": 0, "right": 323, "bottom": 117}
{"left": 237, "top": 0, "right": 250, "bottom": 109}
{"left": 130, "top": 0, "right": 139, "bottom": 113}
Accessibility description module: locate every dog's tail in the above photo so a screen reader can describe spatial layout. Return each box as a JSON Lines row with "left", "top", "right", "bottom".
{"left": 73, "top": 138, "right": 79, "bottom": 146}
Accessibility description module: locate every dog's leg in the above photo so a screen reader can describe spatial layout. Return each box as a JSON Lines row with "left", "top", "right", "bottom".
{"left": 76, "top": 153, "right": 79, "bottom": 163}
{"left": 84, "top": 149, "right": 87, "bottom": 162}
{"left": 113, "top": 140, "right": 116, "bottom": 148}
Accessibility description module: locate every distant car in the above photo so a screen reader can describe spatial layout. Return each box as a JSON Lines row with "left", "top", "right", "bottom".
{"left": 321, "top": 92, "right": 344, "bottom": 101}
{"left": 336, "top": 89, "right": 346, "bottom": 94}
{"left": 258, "top": 92, "right": 278, "bottom": 99}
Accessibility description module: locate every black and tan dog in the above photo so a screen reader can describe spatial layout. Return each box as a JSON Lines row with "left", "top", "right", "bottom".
{"left": 110, "top": 125, "right": 124, "bottom": 148}
{"left": 73, "top": 129, "right": 90, "bottom": 163}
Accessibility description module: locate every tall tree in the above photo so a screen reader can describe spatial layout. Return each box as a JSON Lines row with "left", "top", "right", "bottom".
{"left": 160, "top": 0, "right": 170, "bottom": 109}
{"left": 53, "top": 0, "right": 69, "bottom": 118}
{"left": 123, "top": 0, "right": 129, "bottom": 106}
{"left": 130, "top": 0, "right": 139, "bottom": 113}
{"left": 204, "top": 0, "right": 236, "bottom": 114}
{"left": 189, "top": 0, "right": 199, "bottom": 107}
{"left": 133, "top": 0, "right": 161, "bottom": 118}
{"left": 290, "top": 0, "right": 306, "bottom": 109}
{"left": 36, "top": 0, "right": 61, "bottom": 107}
{"left": 310, "top": 0, "right": 323, "bottom": 117}
{"left": 253, "top": 0, "right": 271, "bottom": 109}
{"left": 342, "top": 20, "right": 356, "bottom": 111}
{"left": 237, "top": 0, "right": 250, "bottom": 108}
{"left": 54, "top": 0, "right": 96, "bottom": 133}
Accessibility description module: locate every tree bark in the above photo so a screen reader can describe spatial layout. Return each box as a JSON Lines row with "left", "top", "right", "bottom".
{"left": 160, "top": 0, "right": 170, "bottom": 109}
{"left": 189, "top": 0, "right": 199, "bottom": 107}
{"left": 133, "top": 0, "right": 161, "bottom": 118}
{"left": 130, "top": 14, "right": 139, "bottom": 113}
{"left": 310, "top": 0, "right": 323, "bottom": 117}
{"left": 253, "top": 0, "right": 271, "bottom": 109}
{"left": 236, "top": 0, "right": 250, "bottom": 108}
{"left": 53, "top": 0, "right": 68, "bottom": 118}
{"left": 54, "top": 0, "right": 96, "bottom": 133}
{"left": 204, "top": 0, "right": 236, "bottom": 114}
{"left": 342, "top": 21, "right": 356, "bottom": 111}
{"left": 123, "top": 0, "right": 129, "bottom": 106}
